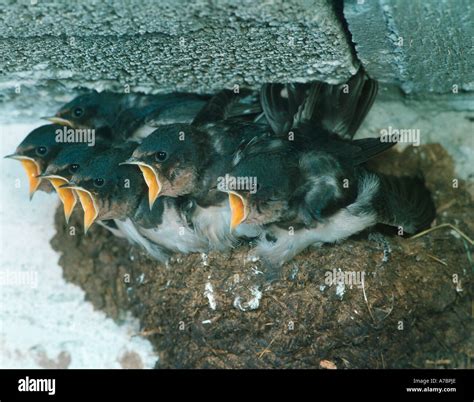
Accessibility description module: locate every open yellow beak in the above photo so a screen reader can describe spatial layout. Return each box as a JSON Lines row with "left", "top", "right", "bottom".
{"left": 44, "top": 176, "right": 77, "bottom": 223}
{"left": 72, "top": 187, "right": 99, "bottom": 233}
{"left": 121, "top": 160, "right": 161, "bottom": 209}
{"left": 21, "top": 159, "right": 42, "bottom": 198}
{"left": 44, "top": 116, "right": 75, "bottom": 128}
{"left": 136, "top": 164, "right": 161, "bottom": 209}
{"left": 7, "top": 155, "right": 42, "bottom": 198}
{"left": 228, "top": 192, "right": 248, "bottom": 230}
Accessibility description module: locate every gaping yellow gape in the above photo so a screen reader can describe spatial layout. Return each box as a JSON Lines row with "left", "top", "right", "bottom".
{"left": 138, "top": 164, "right": 161, "bottom": 209}
{"left": 75, "top": 189, "right": 98, "bottom": 233}
{"left": 19, "top": 159, "right": 41, "bottom": 196}
{"left": 228, "top": 192, "right": 247, "bottom": 229}
{"left": 47, "top": 177, "right": 77, "bottom": 223}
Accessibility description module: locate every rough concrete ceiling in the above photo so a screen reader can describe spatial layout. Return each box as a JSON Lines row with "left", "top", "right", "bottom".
{"left": 0, "top": 0, "right": 357, "bottom": 94}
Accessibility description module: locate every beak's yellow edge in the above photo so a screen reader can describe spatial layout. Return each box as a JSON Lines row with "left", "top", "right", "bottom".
{"left": 46, "top": 116, "right": 74, "bottom": 128}
{"left": 48, "top": 178, "right": 77, "bottom": 223}
{"left": 19, "top": 159, "right": 41, "bottom": 196}
{"left": 138, "top": 165, "right": 161, "bottom": 209}
{"left": 229, "top": 193, "right": 246, "bottom": 230}
{"left": 75, "top": 189, "right": 98, "bottom": 233}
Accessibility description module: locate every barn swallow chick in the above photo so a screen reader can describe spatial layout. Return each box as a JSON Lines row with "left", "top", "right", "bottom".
{"left": 123, "top": 90, "right": 265, "bottom": 250}
{"left": 218, "top": 69, "right": 436, "bottom": 270}
{"left": 224, "top": 87, "right": 434, "bottom": 269}
{"left": 225, "top": 144, "right": 435, "bottom": 269}
{"left": 5, "top": 124, "right": 116, "bottom": 199}
{"left": 39, "top": 143, "right": 109, "bottom": 222}
{"left": 64, "top": 143, "right": 208, "bottom": 261}
{"left": 44, "top": 90, "right": 212, "bottom": 141}
{"left": 225, "top": 67, "right": 385, "bottom": 231}
{"left": 123, "top": 89, "right": 265, "bottom": 202}
{"left": 62, "top": 142, "right": 144, "bottom": 232}
{"left": 224, "top": 151, "right": 297, "bottom": 231}
{"left": 4, "top": 124, "right": 66, "bottom": 198}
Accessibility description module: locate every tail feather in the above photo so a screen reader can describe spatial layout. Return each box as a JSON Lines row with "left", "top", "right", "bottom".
{"left": 260, "top": 83, "right": 307, "bottom": 135}
{"left": 295, "top": 68, "right": 378, "bottom": 139}
{"left": 351, "top": 137, "right": 397, "bottom": 165}
{"left": 374, "top": 174, "right": 436, "bottom": 234}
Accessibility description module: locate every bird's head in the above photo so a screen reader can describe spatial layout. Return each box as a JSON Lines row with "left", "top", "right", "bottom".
{"left": 220, "top": 152, "right": 293, "bottom": 229}
{"left": 40, "top": 144, "right": 106, "bottom": 223}
{"left": 123, "top": 123, "right": 208, "bottom": 208}
{"left": 64, "top": 144, "right": 144, "bottom": 232}
{"left": 45, "top": 91, "right": 120, "bottom": 129}
{"left": 4, "top": 124, "right": 64, "bottom": 197}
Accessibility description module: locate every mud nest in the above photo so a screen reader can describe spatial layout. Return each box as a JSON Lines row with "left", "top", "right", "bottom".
{"left": 51, "top": 144, "right": 473, "bottom": 369}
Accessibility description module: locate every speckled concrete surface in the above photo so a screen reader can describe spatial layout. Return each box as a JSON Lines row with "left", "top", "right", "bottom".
{"left": 0, "top": 0, "right": 357, "bottom": 95}
{"left": 344, "top": 0, "right": 474, "bottom": 93}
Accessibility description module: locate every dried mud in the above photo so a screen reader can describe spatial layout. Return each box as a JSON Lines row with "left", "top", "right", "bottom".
{"left": 51, "top": 144, "right": 473, "bottom": 369}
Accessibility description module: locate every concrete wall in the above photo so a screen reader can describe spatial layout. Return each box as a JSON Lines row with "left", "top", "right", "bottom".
{"left": 1, "top": 0, "right": 472, "bottom": 120}
{"left": 0, "top": 0, "right": 356, "bottom": 93}
{"left": 344, "top": 0, "right": 473, "bottom": 94}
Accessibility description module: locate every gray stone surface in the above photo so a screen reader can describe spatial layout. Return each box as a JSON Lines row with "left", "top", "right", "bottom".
{"left": 1, "top": 0, "right": 472, "bottom": 103}
{"left": 344, "top": 0, "right": 474, "bottom": 94}
{"left": 0, "top": 0, "right": 357, "bottom": 96}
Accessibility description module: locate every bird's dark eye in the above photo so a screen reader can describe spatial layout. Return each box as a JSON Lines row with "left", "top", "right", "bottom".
{"left": 73, "top": 107, "right": 84, "bottom": 118}
{"left": 155, "top": 151, "right": 168, "bottom": 162}
{"left": 94, "top": 178, "right": 105, "bottom": 187}
{"left": 69, "top": 164, "right": 79, "bottom": 174}
{"left": 36, "top": 146, "right": 48, "bottom": 156}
